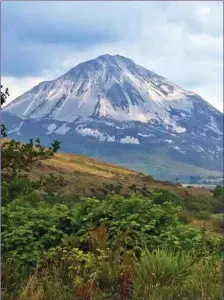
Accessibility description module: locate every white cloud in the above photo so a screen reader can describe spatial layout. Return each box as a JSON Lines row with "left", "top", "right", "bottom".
{"left": 192, "top": 84, "right": 223, "bottom": 112}
{"left": 2, "top": 76, "right": 45, "bottom": 106}
{"left": 196, "top": 6, "right": 210, "bottom": 19}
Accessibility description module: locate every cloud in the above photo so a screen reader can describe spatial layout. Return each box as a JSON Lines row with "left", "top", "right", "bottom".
{"left": 1, "top": 1, "right": 223, "bottom": 111}
{"left": 1, "top": 76, "right": 45, "bottom": 107}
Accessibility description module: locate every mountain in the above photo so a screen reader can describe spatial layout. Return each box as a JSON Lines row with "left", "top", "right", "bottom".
{"left": 2, "top": 54, "right": 223, "bottom": 180}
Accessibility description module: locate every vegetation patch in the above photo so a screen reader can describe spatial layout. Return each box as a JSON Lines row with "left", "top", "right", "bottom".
{"left": 1, "top": 87, "right": 223, "bottom": 300}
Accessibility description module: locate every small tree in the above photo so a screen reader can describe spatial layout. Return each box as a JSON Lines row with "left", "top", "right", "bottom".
{"left": 1, "top": 86, "right": 65, "bottom": 205}
{"left": 214, "top": 185, "right": 223, "bottom": 198}
{"left": 1, "top": 85, "right": 9, "bottom": 137}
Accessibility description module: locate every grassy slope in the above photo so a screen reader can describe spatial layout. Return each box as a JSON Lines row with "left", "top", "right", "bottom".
{"left": 33, "top": 152, "right": 224, "bottom": 237}
{"left": 1, "top": 137, "right": 214, "bottom": 198}
{"left": 32, "top": 151, "right": 213, "bottom": 199}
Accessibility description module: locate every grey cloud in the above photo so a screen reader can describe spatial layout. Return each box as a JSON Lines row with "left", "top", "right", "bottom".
{"left": 1, "top": 1, "right": 223, "bottom": 110}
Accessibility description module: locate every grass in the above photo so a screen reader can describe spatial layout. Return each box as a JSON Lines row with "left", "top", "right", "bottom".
{"left": 3, "top": 248, "right": 222, "bottom": 300}
{"left": 188, "top": 213, "right": 223, "bottom": 235}
{"left": 28, "top": 150, "right": 214, "bottom": 200}
{"left": 1, "top": 137, "right": 215, "bottom": 199}
{"left": 132, "top": 249, "right": 222, "bottom": 300}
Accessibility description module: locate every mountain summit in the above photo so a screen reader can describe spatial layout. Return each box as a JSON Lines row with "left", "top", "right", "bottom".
{"left": 2, "top": 54, "right": 223, "bottom": 180}
{"left": 5, "top": 54, "right": 194, "bottom": 125}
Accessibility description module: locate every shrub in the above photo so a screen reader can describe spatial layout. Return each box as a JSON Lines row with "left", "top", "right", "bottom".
{"left": 2, "top": 199, "right": 73, "bottom": 267}
{"left": 210, "top": 196, "right": 223, "bottom": 213}
{"left": 4, "top": 192, "right": 222, "bottom": 275}
{"left": 195, "top": 210, "right": 211, "bottom": 220}
{"left": 103, "top": 183, "right": 123, "bottom": 194}
{"left": 152, "top": 189, "right": 182, "bottom": 207}
{"left": 1, "top": 194, "right": 183, "bottom": 269}
{"left": 214, "top": 185, "right": 223, "bottom": 198}
{"left": 177, "top": 210, "right": 194, "bottom": 224}
{"left": 184, "top": 195, "right": 212, "bottom": 212}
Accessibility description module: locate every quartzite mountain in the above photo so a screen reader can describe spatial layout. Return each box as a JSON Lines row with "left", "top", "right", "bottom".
{"left": 2, "top": 54, "right": 223, "bottom": 180}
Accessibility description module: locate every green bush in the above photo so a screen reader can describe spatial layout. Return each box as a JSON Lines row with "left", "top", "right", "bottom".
{"left": 214, "top": 185, "right": 223, "bottom": 198}
{"left": 178, "top": 210, "right": 194, "bottom": 224}
{"left": 3, "top": 193, "right": 222, "bottom": 271}
{"left": 1, "top": 194, "right": 179, "bottom": 267}
{"left": 195, "top": 210, "right": 211, "bottom": 220}
{"left": 211, "top": 214, "right": 224, "bottom": 232}
{"left": 2, "top": 193, "right": 222, "bottom": 299}
{"left": 152, "top": 189, "right": 182, "bottom": 206}
{"left": 2, "top": 199, "right": 73, "bottom": 267}
{"left": 184, "top": 195, "right": 212, "bottom": 212}
{"left": 210, "top": 196, "right": 223, "bottom": 213}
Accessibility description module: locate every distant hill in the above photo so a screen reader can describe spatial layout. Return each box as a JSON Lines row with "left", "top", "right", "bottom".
{"left": 30, "top": 149, "right": 214, "bottom": 199}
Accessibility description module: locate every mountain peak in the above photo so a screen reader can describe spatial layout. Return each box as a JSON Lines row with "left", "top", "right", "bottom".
{"left": 95, "top": 53, "right": 135, "bottom": 65}
{"left": 97, "top": 53, "right": 127, "bottom": 59}
{"left": 4, "top": 53, "right": 222, "bottom": 126}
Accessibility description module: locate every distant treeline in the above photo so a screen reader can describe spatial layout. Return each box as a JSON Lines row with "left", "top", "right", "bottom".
{"left": 172, "top": 175, "right": 223, "bottom": 185}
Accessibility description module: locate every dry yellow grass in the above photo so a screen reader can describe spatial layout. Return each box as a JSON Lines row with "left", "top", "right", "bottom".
{"left": 1, "top": 137, "right": 213, "bottom": 198}
{"left": 33, "top": 151, "right": 213, "bottom": 199}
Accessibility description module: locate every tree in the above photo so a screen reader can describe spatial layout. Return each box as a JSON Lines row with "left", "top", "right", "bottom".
{"left": 1, "top": 85, "right": 9, "bottom": 137}
{"left": 1, "top": 86, "right": 65, "bottom": 205}
{"left": 213, "top": 185, "right": 223, "bottom": 198}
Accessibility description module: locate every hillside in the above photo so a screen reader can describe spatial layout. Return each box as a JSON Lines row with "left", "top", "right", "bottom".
{"left": 32, "top": 150, "right": 214, "bottom": 199}
{"left": 2, "top": 139, "right": 222, "bottom": 300}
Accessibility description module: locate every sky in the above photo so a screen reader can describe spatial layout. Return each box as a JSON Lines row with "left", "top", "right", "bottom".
{"left": 1, "top": 1, "right": 223, "bottom": 112}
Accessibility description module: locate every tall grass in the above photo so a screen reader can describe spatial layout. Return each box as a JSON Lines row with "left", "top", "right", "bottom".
{"left": 2, "top": 248, "right": 222, "bottom": 300}
{"left": 132, "top": 248, "right": 222, "bottom": 300}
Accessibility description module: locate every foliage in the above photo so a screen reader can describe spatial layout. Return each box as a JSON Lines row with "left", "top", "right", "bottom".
{"left": 183, "top": 192, "right": 223, "bottom": 216}
{"left": 1, "top": 85, "right": 9, "bottom": 137}
{"left": 132, "top": 248, "right": 222, "bottom": 300}
{"left": 184, "top": 194, "right": 212, "bottom": 212}
{"left": 1, "top": 85, "right": 222, "bottom": 299}
{"left": 152, "top": 188, "right": 182, "bottom": 206}
{"left": 195, "top": 210, "right": 211, "bottom": 220}
{"left": 177, "top": 210, "right": 195, "bottom": 224}
{"left": 2, "top": 138, "right": 60, "bottom": 181}
{"left": 103, "top": 182, "right": 123, "bottom": 194}
{"left": 1, "top": 88, "right": 64, "bottom": 205}
{"left": 2, "top": 198, "right": 71, "bottom": 267}
{"left": 214, "top": 185, "right": 223, "bottom": 197}
{"left": 2, "top": 244, "right": 222, "bottom": 300}
{"left": 210, "top": 196, "right": 223, "bottom": 213}
{"left": 2, "top": 193, "right": 222, "bottom": 273}
{"left": 210, "top": 214, "right": 224, "bottom": 233}
{"left": 2, "top": 185, "right": 222, "bottom": 299}
{"left": 133, "top": 248, "right": 192, "bottom": 299}
{"left": 1, "top": 87, "right": 64, "bottom": 205}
